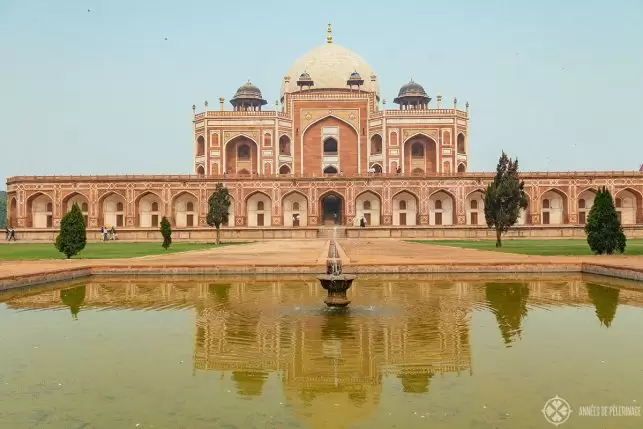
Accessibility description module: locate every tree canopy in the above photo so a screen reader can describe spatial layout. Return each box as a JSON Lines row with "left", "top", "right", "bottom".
{"left": 160, "top": 216, "right": 172, "bottom": 249}
{"left": 484, "top": 152, "right": 529, "bottom": 247}
{"left": 207, "top": 183, "right": 231, "bottom": 245}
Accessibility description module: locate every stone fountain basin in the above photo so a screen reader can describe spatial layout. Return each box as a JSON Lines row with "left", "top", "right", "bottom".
{"left": 316, "top": 274, "right": 356, "bottom": 292}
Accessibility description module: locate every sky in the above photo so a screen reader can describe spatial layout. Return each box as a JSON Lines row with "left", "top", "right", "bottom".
{"left": 1, "top": 0, "right": 642, "bottom": 186}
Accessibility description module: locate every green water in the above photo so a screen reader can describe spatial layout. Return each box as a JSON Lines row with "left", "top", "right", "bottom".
{"left": 0, "top": 274, "right": 642, "bottom": 429}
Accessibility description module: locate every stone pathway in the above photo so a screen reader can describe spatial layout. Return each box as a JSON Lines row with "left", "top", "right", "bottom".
{"left": 2, "top": 238, "right": 643, "bottom": 289}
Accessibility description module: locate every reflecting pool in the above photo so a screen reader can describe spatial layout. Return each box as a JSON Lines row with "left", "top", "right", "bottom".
{"left": 1, "top": 274, "right": 642, "bottom": 429}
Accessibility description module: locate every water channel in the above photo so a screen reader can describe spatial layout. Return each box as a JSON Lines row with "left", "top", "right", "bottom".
{"left": 1, "top": 274, "right": 642, "bottom": 428}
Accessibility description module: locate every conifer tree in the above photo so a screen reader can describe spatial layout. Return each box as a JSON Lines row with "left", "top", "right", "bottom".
{"left": 206, "top": 183, "right": 231, "bottom": 245}
{"left": 585, "top": 187, "right": 626, "bottom": 254}
{"left": 484, "top": 152, "right": 529, "bottom": 247}
{"left": 160, "top": 216, "right": 172, "bottom": 249}
{"left": 55, "top": 203, "right": 87, "bottom": 258}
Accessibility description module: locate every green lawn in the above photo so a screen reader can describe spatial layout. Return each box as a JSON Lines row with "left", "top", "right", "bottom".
{"left": 408, "top": 239, "right": 643, "bottom": 256}
{"left": 0, "top": 242, "right": 243, "bottom": 261}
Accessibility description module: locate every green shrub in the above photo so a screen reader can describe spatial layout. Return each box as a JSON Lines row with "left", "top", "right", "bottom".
{"left": 160, "top": 216, "right": 172, "bottom": 249}
{"left": 55, "top": 203, "right": 87, "bottom": 258}
{"left": 585, "top": 187, "right": 626, "bottom": 255}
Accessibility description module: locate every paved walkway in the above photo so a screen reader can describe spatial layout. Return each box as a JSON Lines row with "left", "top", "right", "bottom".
{"left": 2, "top": 239, "right": 643, "bottom": 288}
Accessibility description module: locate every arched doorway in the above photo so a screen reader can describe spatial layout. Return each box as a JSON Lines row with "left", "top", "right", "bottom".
{"left": 320, "top": 193, "right": 343, "bottom": 225}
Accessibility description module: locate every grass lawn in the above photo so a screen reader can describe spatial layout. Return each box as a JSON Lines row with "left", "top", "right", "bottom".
{"left": 0, "top": 242, "right": 244, "bottom": 261}
{"left": 408, "top": 239, "right": 643, "bottom": 256}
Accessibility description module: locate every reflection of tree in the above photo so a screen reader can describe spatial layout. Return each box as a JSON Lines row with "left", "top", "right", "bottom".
{"left": 232, "top": 371, "right": 268, "bottom": 397}
{"left": 348, "top": 389, "right": 367, "bottom": 405}
{"left": 60, "top": 286, "right": 86, "bottom": 320}
{"left": 208, "top": 283, "right": 231, "bottom": 304}
{"left": 485, "top": 283, "right": 529, "bottom": 346}
{"left": 586, "top": 283, "right": 619, "bottom": 328}
{"left": 398, "top": 371, "right": 434, "bottom": 394}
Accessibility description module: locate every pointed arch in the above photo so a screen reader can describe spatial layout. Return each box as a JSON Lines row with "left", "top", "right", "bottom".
{"left": 576, "top": 188, "right": 597, "bottom": 224}
{"left": 279, "top": 164, "right": 291, "bottom": 175}
{"left": 26, "top": 192, "right": 53, "bottom": 228}
{"left": 355, "top": 190, "right": 381, "bottom": 226}
{"left": 370, "top": 133, "right": 383, "bottom": 155}
{"left": 282, "top": 191, "right": 308, "bottom": 227}
{"left": 135, "top": 191, "right": 163, "bottom": 228}
{"left": 172, "top": 191, "right": 199, "bottom": 227}
{"left": 63, "top": 191, "right": 90, "bottom": 226}
{"left": 429, "top": 189, "right": 456, "bottom": 226}
{"left": 457, "top": 133, "right": 466, "bottom": 154}
{"left": 246, "top": 191, "right": 272, "bottom": 227}
{"left": 614, "top": 187, "right": 642, "bottom": 224}
{"left": 319, "top": 190, "right": 345, "bottom": 225}
{"left": 279, "top": 134, "right": 291, "bottom": 155}
{"left": 404, "top": 134, "right": 438, "bottom": 174}
{"left": 465, "top": 189, "right": 486, "bottom": 225}
{"left": 301, "top": 114, "right": 359, "bottom": 136}
{"left": 8, "top": 196, "right": 17, "bottom": 227}
{"left": 457, "top": 163, "right": 466, "bottom": 173}
{"left": 98, "top": 191, "right": 126, "bottom": 228}
{"left": 402, "top": 132, "right": 438, "bottom": 145}
{"left": 393, "top": 190, "right": 419, "bottom": 226}
{"left": 224, "top": 135, "right": 259, "bottom": 175}
{"left": 196, "top": 135, "right": 205, "bottom": 156}
{"left": 540, "top": 188, "right": 568, "bottom": 225}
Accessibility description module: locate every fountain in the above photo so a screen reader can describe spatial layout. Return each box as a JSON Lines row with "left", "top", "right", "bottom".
{"left": 317, "top": 227, "right": 356, "bottom": 307}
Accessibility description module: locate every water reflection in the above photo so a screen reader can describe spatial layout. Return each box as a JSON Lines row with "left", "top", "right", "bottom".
{"left": 484, "top": 282, "right": 529, "bottom": 346}
{"left": 586, "top": 283, "right": 620, "bottom": 327}
{"left": 2, "top": 274, "right": 643, "bottom": 428}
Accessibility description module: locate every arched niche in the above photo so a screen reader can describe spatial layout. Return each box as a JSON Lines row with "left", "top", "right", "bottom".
{"left": 27, "top": 193, "right": 53, "bottom": 228}
{"left": 100, "top": 192, "right": 126, "bottom": 228}
{"left": 355, "top": 191, "right": 381, "bottom": 226}
{"left": 541, "top": 189, "right": 568, "bottom": 225}
{"left": 246, "top": 192, "right": 271, "bottom": 227}
{"left": 173, "top": 192, "right": 198, "bottom": 227}
{"left": 577, "top": 189, "right": 597, "bottom": 224}
{"left": 63, "top": 192, "right": 89, "bottom": 226}
{"left": 615, "top": 188, "right": 642, "bottom": 225}
{"left": 136, "top": 192, "right": 163, "bottom": 228}
{"left": 370, "top": 134, "right": 382, "bottom": 155}
{"left": 279, "top": 135, "right": 291, "bottom": 155}
{"left": 282, "top": 192, "right": 308, "bottom": 227}
{"left": 466, "top": 191, "right": 486, "bottom": 225}
{"left": 457, "top": 133, "right": 465, "bottom": 154}
{"left": 404, "top": 135, "right": 437, "bottom": 174}
{"left": 225, "top": 136, "right": 258, "bottom": 175}
{"left": 392, "top": 191, "right": 418, "bottom": 226}
{"left": 429, "top": 190, "right": 455, "bottom": 225}
{"left": 196, "top": 136, "right": 205, "bottom": 156}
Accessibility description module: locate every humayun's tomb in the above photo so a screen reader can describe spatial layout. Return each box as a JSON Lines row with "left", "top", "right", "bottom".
{"left": 5, "top": 26, "right": 643, "bottom": 241}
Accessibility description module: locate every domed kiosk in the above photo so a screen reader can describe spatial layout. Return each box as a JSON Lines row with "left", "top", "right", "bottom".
{"left": 230, "top": 80, "right": 267, "bottom": 111}
{"left": 393, "top": 79, "right": 431, "bottom": 109}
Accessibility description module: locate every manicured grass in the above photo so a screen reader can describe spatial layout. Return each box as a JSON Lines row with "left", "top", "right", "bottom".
{"left": 408, "top": 239, "right": 643, "bottom": 256}
{"left": 0, "top": 242, "right": 243, "bottom": 261}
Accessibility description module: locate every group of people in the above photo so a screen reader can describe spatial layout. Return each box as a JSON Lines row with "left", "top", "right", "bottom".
{"left": 100, "top": 226, "right": 117, "bottom": 241}
{"left": 4, "top": 226, "right": 16, "bottom": 241}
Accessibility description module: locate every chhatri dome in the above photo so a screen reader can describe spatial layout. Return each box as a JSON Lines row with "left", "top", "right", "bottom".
{"left": 281, "top": 24, "right": 379, "bottom": 99}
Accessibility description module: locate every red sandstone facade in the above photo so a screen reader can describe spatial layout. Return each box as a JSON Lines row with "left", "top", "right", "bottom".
{"left": 5, "top": 28, "right": 643, "bottom": 240}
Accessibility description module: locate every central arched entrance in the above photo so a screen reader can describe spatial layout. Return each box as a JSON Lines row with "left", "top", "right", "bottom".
{"left": 320, "top": 193, "right": 343, "bottom": 225}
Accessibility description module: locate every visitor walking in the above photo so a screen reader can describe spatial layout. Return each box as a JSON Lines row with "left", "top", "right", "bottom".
{"left": 8, "top": 227, "right": 16, "bottom": 241}
{"left": 4, "top": 227, "right": 8, "bottom": 241}
{"left": 110, "top": 226, "right": 117, "bottom": 240}
{"left": 360, "top": 216, "right": 366, "bottom": 228}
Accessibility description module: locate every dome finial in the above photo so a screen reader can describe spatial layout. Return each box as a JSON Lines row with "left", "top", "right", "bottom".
{"left": 327, "top": 23, "right": 332, "bottom": 44}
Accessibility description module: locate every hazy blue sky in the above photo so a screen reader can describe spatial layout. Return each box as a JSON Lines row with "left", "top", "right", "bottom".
{"left": 1, "top": 0, "right": 642, "bottom": 186}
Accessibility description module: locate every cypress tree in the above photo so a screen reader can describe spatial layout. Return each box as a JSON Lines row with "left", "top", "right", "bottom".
{"left": 484, "top": 151, "right": 529, "bottom": 247}
{"left": 55, "top": 203, "right": 87, "bottom": 258}
{"left": 585, "top": 187, "right": 626, "bottom": 254}
{"left": 160, "top": 216, "right": 172, "bottom": 249}
{"left": 206, "top": 183, "right": 231, "bottom": 245}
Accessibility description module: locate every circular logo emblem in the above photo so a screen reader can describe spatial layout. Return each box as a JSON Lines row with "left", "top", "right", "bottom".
{"left": 542, "top": 395, "right": 572, "bottom": 426}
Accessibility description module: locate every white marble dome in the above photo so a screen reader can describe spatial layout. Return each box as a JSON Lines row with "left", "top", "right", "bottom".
{"left": 281, "top": 43, "right": 379, "bottom": 99}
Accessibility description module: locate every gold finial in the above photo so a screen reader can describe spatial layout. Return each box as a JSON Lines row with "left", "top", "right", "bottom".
{"left": 327, "top": 23, "right": 332, "bottom": 44}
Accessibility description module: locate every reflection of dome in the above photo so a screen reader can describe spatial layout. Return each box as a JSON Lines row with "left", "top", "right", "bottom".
{"left": 232, "top": 371, "right": 269, "bottom": 397}
{"left": 282, "top": 43, "right": 379, "bottom": 98}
